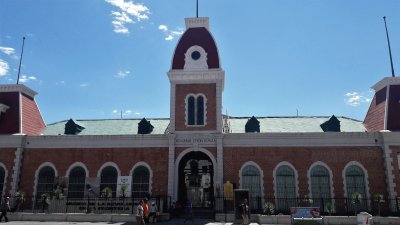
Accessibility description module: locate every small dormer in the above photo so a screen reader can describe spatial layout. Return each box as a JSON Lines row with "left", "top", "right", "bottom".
{"left": 138, "top": 118, "right": 154, "bottom": 134}
{"left": 245, "top": 116, "right": 260, "bottom": 133}
{"left": 320, "top": 115, "right": 341, "bottom": 132}
{"left": 64, "top": 119, "right": 85, "bottom": 135}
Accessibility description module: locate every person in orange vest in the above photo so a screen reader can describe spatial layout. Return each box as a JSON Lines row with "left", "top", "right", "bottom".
{"left": 142, "top": 198, "right": 150, "bottom": 224}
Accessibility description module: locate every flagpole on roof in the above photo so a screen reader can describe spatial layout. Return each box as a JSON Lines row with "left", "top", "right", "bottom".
{"left": 16, "top": 36, "right": 26, "bottom": 85}
{"left": 196, "top": 0, "right": 199, "bottom": 18}
{"left": 383, "top": 16, "right": 396, "bottom": 77}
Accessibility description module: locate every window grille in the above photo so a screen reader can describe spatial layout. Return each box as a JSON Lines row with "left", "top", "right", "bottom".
{"left": 345, "top": 165, "right": 367, "bottom": 211}
{"left": 68, "top": 167, "right": 86, "bottom": 198}
{"left": 186, "top": 94, "right": 205, "bottom": 126}
{"left": 100, "top": 166, "right": 118, "bottom": 197}
{"left": 311, "top": 165, "right": 331, "bottom": 208}
{"left": 242, "top": 165, "right": 261, "bottom": 210}
{"left": 0, "top": 167, "right": 4, "bottom": 198}
{"left": 132, "top": 166, "right": 150, "bottom": 199}
{"left": 276, "top": 165, "right": 297, "bottom": 211}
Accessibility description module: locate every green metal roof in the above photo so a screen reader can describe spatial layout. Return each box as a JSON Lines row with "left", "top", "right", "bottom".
{"left": 43, "top": 116, "right": 366, "bottom": 135}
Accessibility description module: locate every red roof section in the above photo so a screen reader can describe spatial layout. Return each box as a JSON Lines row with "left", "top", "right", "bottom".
{"left": 172, "top": 27, "right": 220, "bottom": 69}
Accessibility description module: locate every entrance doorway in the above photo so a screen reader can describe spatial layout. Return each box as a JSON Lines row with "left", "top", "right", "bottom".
{"left": 178, "top": 151, "right": 214, "bottom": 208}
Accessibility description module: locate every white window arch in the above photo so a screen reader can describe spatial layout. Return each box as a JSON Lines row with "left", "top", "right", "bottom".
{"left": 185, "top": 93, "right": 207, "bottom": 126}
{"left": 33, "top": 162, "right": 58, "bottom": 209}
{"left": 98, "top": 162, "right": 121, "bottom": 198}
{"left": 273, "top": 162, "right": 299, "bottom": 212}
{"left": 239, "top": 161, "right": 264, "bottom": 210}
{"left": 130, "top": 162, "right": 153, "bottom": 199}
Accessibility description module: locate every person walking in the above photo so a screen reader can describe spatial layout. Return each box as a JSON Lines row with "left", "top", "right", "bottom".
{"left": 136, "top": 199, "right": 145, "bottom": 225}
{"left": 149, "top": 201, "right": 158, "bottom": 223}
{"left": 184, "top": 200, "right": 195, "bottom": 225}
{"left": 0, "top": 196, "right": 11, "bottom": 223}
{"left": 240, "top": 198, "right": 249, "bottom": 225}
{"left": 143, "top": 198, "right": 149, "bottom": 224}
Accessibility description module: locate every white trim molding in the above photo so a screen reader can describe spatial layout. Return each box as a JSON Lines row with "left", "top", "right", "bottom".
{"left": 184, "top": 45, "right": 208, "bottom": 71}
{"left": 184, "top": 93, "right": 207, "bottom": 127}
{"left": 97, "top": 162, "right": 121, "bottom": 178}
{"left": 65, "top": 162, "right": 89, "bottom": 178}
{"left": 129, "top": 161, "right": 153, "bottom": 196}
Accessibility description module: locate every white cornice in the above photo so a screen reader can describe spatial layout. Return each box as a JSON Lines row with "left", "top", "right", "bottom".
{"left": 168, "top": 69, "right": 225, "bottom": 82}
{"left": 0, "top": 84, "right": 37, "bottom": 98}
{"left": 0, "top": 135, "right": 24, "bottom": 148}
{"left": 24, "top": 135, "right": 169, "bottom": 148}
{"left": 185, "top": 17, "right": 209, "bottom": 30}
{"left": 223, "top": 132, "right": 383, "bottom": 147}
{"left": 371, "top": 77, "right": 400, "bottom": 92}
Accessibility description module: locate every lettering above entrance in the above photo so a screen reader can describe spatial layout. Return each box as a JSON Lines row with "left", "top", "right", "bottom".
{"left": 176, "top": 136, "right": 217, "bottom": 145}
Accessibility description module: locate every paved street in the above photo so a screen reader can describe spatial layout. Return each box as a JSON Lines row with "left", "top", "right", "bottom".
{"left": 0, "top": 219, "right": 262, "bottom": 225}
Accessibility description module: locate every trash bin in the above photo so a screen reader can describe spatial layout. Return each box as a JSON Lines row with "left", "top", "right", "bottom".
{"left": 357, "top": 212, "right": 373, "bottom": 225}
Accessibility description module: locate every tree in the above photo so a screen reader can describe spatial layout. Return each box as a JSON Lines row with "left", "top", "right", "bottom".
{"left": 351, "top": 192, "right": 362, "bottom": 216}
{"left": 373, "top": 194, "right": 385, "bottom": 216}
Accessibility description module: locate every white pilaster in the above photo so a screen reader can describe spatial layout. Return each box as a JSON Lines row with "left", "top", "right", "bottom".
{"left": 9, "top": 135, "right": 26, "bottom": 197}
{"left": 167, "top": 134, "right": 176, "bottom": 200}
{"left": 216, "top": 134, "right": 224, "bottom": 192}
{"left": 381, "top": 143, "right": 397, "bottom": 211}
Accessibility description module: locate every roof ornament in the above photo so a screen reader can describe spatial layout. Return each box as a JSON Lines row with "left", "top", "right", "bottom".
{"left": 383, "top": 16, "right": 396, "bottom": 77}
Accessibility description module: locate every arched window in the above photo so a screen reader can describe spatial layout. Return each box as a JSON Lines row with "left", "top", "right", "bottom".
{"left": 276, "top": 165, "right": 297, "bottom": 211}
{"left": 241, "top": 165, "right": 261, "bottom": 210}
{"left": 186, "top": 94, "right": 206, "bottom": 126}
{"left": 0, "top": 167, "right": 5, "bottom": 198}
{"left": 311, "top": 165, "right": 331, "bottom": 208}
{"left": 132, "top": 166, "right": 150, "bottom": 199}
{"left": 345, "top": 165, "right": 367, "bottom": 211}
{"left": 100, "top": 166, "right": 118, "bottom": 197}
{"left": 68, "top": 167, "right": 86, "bottom": 198}
{"left": 35, "top": 166, "right": 55, "bottom": 208}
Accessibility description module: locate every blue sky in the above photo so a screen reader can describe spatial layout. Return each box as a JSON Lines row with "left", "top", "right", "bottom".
{"left": 1, "top": 0, "right": 399, "bottom": 124}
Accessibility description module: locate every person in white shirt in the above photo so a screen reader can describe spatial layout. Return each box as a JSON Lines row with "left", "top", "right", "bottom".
{"left": 136, "top": 199, "right": 145, "bottom": 225}
{"left": 149, "top": 201, "right": 158, "bottom": 223}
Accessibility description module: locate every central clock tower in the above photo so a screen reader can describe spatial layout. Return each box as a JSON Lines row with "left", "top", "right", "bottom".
{"left": 168, "top": 17, "right": 225, "bottom": 133}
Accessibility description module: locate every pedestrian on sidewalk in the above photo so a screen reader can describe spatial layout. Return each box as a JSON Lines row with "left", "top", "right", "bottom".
{"left": 0, "top": 196, "right": 11, "bottom": 223}
{"left": 184, "top": 200, "right": 195, "bottom": 225}
{"left": 136, "top": 199, "right": 145, "bottom": 225}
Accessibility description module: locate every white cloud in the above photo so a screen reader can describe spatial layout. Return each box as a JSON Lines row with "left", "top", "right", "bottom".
{"left": 56, "top": 80, "right": 66, "bottom": 85}
{"left": 158, "top": 25, "right": 168, "bottom": 32}
{"left": 112, "top": 109, "right": 141, "bottom": 117}
{"left": 19, "top": 75, "right": 37, "bottom": 83}
{"left": 105, "top": 0, "right": 150, "bottom": 34}
{"left": 114, "top": 70, "right": 130, "bottom": 78}
{"left": 0, "top": 59, "right": 10, "bottom": 76}
{"left": 344, "top": 92, "right": 371, "bottom": 106}
{"left": 158, "top": 25, "right": 184, "bottom": 41}
{"left": 79, "top": 83, "right": 89, "bottom": 87}
{"left": 0, "top": 47, "right": 15, "bottom": 55}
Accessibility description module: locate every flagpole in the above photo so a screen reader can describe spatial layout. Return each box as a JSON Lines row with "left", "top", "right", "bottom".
{"left": 383, "top": 16, "right": 396, "bottom": 77}
{"left": 16, "top": 37, "right": 26, "bottom": 85}
{"left": 196, "top": 0, "right": 199, "bottom": 18}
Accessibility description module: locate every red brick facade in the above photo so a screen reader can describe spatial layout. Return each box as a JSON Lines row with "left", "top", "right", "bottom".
{"left": 364, "top": 87, "right": 386, "bottom": 131}
{"left": 21, "top": 94, "right": 46, "bottom": 135}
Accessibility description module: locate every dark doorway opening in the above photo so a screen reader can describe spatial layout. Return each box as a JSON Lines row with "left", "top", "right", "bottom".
{"left": 178, "top": 151, "right": 214, "bottom": 208}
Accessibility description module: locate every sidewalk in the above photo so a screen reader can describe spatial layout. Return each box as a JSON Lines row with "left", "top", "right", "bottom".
{"left": 0, "top": 219, "right": 263, "bottom": 225}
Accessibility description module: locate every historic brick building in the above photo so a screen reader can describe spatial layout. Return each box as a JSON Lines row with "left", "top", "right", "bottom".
{"left": 0, "top": 17, "right": 400, "bottom": 215}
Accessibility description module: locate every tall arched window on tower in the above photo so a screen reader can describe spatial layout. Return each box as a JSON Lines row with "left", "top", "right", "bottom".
{"left": 276, "top": 165, "right": 297, "bottom": 211}
{"left": 345, "top": 165, "right": 367, "bottom": 211}
{"left": 68, "top": 167, "right": 86, "bottom": 198}
{"left": 0, "top": 167, "right": 5, "bottom": 198}
{"left": 310, "top": 165, "right": 332, "bottom": 209}
{"left": 241, "top": 165, "right": 261, "bottom": 210}
{"left": 186, "top": 94, "right": 206, "bottom": 126}
{"left": 100, "top": 166, "right": 118, "bottom": 197}
{"left": 35, "top": 166, "right": 55, "bottom": 209}
{"left": 132, "top": 166, "right": 150, "bottom": 199}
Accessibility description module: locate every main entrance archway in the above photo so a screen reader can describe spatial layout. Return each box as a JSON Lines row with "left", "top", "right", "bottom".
{"left": 178, "top": 151, "right": 214, "bottom": 208}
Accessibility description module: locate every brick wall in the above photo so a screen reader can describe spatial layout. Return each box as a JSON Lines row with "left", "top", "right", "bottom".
{"left": 391, "top": 146, "right": 400, "bottom": 197}
{"left": 0, "top": 148, "right": 17, "bottom": 195}
{"left": 223, "top": 146, "right": 387, "bottom": 199}
{"left": 175, "top": 83, "right": 216, "bottom": 131}
{"left": 364, "top": 88, "right": 386, "bottom": 131}
{"left": 21, "top": 93, "right": 46, "bottom": 135}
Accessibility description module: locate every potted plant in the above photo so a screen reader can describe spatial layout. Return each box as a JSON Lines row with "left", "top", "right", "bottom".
{"left": 373, "top": 193, "right": 384, "bottom": 216}
{"left": 351, "top": 192, "right": 362, "bottom": 216}
{"left": 119, "top": 184, "right": 127, "bottom": 198}
{"left": 101, "top": 187, "right": 113, "bottom": 198}
{"left": 54, "top": 186, "right": 64, "bottom": 200}
{"left": 15, "top": 191, "right": 26, "bottom": 212}
{"left": 303, "top": 195, "right": 313, "bottom": 207}
{"left": 325, "top": 202, "right": 335, "bottom": 216}
{"left": 263, "top": 201, "right": 275, "bottom": 215}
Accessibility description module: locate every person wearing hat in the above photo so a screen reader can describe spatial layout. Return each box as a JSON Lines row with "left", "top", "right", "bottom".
{"left": 0, "top": 196, "right": 11, "bottom": 222}
{"left": 149, "top": 201, "right": 158, "bottom": 223}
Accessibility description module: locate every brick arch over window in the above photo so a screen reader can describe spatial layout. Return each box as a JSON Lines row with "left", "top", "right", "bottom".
{"left": 185, "top": 93, "right": 207, "bottom": 126}
{"left": 307, "top": 162, "right": 334, "bottom": 210}
{"left": 239, "top": 161, "right": 264, "bottom": 210}
{"left": 130, "top": 162, "right": 153, "bottom": 199}
{"left": 0, "top": 163, "right": 7, "bottom": 198}
{"left": 273, "top": 162, "right": 299, "bottom": 211}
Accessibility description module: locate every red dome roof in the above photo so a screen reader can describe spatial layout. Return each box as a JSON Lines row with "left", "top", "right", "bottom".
{"left": 172, "top": 27, "right": 220, "bottom": 70}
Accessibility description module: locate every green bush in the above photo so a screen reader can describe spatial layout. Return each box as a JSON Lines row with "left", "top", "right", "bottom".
{"left": 293, "top": 220, "right": 322, "bottom": 225}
